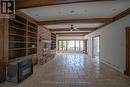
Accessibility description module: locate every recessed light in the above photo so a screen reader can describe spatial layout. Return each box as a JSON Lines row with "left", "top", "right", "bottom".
{"left": 35, "top": 14, "right": 39, "bottom": 17}
{"left": 70, "top": 10, "right": 75, "bottom": 13}
{"left": 58, "top": 11, "right": 61, "bottom": 14}
{"left": 84, "top": 9, "right": 87, "bottom": 12}
{"left": 112, "top": 9, "right": 116, "bottom": 12}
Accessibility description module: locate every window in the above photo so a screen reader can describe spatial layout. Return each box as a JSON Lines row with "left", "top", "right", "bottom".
{"left": 80, "top": 40, "right": 83, "bottom": 51}
{"left": 58, "top": 40, "right": 84, "bottom": 52}
{"left": 68, "top": 40, "right": 75, "bottom": 51}
{"left": 59, "top": 40, "right": 62, "bottom": 51}
{"left": 63, "top": 40, "right": 67, "bottom": 51}
{"left": 75, "top": 40, "right": 80, "bottom": 51}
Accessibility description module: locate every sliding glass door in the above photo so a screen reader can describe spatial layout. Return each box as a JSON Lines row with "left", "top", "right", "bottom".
{"left": 62, "top": 40, "right": 66, "bottom": 51}
{"left": 58, "top": 40, "right": 84, "bottom": 52}
{"left": 80, "top": 40, "right": 83, "bottom": 51}
{"left": 75, "top": 40, "right": 80, "bottom": 51}
{"left": 68, "top": 40, "right": 75, "bottom": 51}
{"left": 59, "top": 40, "right": 63, "bottom": 51}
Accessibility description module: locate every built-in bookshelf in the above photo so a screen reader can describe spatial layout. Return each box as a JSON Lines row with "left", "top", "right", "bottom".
{"left": 27, "top": 21, "right": 37, "bottom": 55}
{"left": 51, "top": 33, "right": 56, "bottom": 50}
{"left": 8, "top": 14, "right": 37, "bottom": 60}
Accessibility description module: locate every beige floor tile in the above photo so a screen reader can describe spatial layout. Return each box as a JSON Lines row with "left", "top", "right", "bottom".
{"left": 0, "top": 53, "right": 130, "bottom": 87}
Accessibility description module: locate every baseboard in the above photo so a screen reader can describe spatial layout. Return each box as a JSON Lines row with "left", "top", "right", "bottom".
{"left": 100, "top": 58, "right": 123, "bottom": 73}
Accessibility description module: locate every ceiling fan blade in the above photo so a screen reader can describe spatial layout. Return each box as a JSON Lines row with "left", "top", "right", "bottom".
{"left": 74, "top": 27, "right": 80, "bottom": 30}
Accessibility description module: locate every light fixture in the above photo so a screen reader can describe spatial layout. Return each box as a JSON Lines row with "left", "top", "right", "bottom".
{"left": 70, "top": 24, "right": 79, "bottom": 31}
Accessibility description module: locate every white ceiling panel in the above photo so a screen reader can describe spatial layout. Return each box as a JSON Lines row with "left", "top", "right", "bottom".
{"left": 20, "top": 0, "right": 130, "bottom": 21}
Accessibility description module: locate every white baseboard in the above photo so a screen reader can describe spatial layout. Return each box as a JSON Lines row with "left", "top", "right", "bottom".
{"left": 100, "top": 59, "right": 124, "bottom": 73}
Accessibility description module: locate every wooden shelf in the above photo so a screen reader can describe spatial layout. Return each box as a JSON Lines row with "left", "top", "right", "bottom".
{"left": 28, "top": 22, "right": 37, "bottom": 29}
{"left": 51, "top": 33, "right": 56, "bottom": 50}
{"left": 27, "top": 42, "right": 37, "bottom": 43}
{"left": 9, "top": 41, "right": 26, "bottom": 43}
{"left": 9, "top": 36, "right": 26, "bottom": 42}
{"left": 8, "top": 14, "right": 37, "bottom": 60}
{"left": 28, "top": 31, "right": 37, "bottom": 34}
{"left": 27, "top": 47, "right": 37, "bottom": 49}
{"left": 12, "top": 15, "right": 27, "bottom": 23}
{"left": 9, "top": 20, "right": 26, "bottom": 29}
{"left": 28, "top": 25, "right": 37, "bottom": 29}
{"left": 28, "top": 48, "right": 37, "bottom": 55}
{"left": 27, "top": 36, "right": 37, "bottom": 39}
{"left": 9, "top": 33, "right": 26, "bottom": 38}
{"left": 9, "top": 26, "right": 26, "bottom": 31}
{"left": 27, "top": 21, "right": 37, "bottom": 55}
{"left": 10, "top": 18, "right": 26, "bottom": 26}
{"left": 9, "top": 48, "right": 26, "bottom": 51}
{"left": 9, "top": 49, "right": 26, "bottom": 59}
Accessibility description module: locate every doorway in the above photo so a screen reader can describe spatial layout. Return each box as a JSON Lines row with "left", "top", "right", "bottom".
{"left": 92, "top": 35, "right": 100, "bottom": 59}
{"left": 125, "top": 27, "right": 130, "bottom": 76}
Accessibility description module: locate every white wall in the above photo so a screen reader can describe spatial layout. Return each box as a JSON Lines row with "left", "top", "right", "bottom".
{"left": 86, "top": 15, "right": 130, "bottom": 73}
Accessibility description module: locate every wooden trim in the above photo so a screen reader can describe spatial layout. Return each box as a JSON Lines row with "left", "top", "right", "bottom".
{"left": 38, "top": 18, "right": 112, "bottom": 25}
{"left": 57, "top": 34, "right": 85, "bottom": 36}
{"left": 56, "top": 32, "right": 89, "bottom": 34}
{"left": 125, "top": 27, "right": 130, "bottom": 76}
{"left": 96, "top": 23, "right": 107, "bottom": 29}
{"left": 3, "top": 19, "right": 9, "bottom": 63}
{"left": 113, "top": 8, "right": 130, "bottom": 22}
{"left": 96, "top": 8, "right": 130, "bottom": 30}
{"left": 16, "top": 0, "right": 114, "bottom": 10}
{"left": 16, "top": 11, "right": 38, "bottom": 24}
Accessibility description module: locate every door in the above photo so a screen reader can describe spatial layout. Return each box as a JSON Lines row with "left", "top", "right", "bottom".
{"left": 75, "top": 40, "right": 80, "bottom": 51}
{"left": 83, "top": 40, "right": 88, "bottom": 54}
{"left": 68, "top": 40, "right": 75, "bottom": 51}
{"left": 126, "top": 27, "right": 130, "bottom": 76}
{"left": 92, "top": 36, "right": 100, "bottom": 59}
{"left": 58, "top": 40, "right": 63, "bottom": 51}
{"left": 62, "top": 40, "right": 67, "bottom": 51}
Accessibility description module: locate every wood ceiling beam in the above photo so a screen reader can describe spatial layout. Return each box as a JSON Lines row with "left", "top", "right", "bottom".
{"left": 55, "top": 32, "right": 89, "bottom": 34}
{"left": 96, "top": 8, "right": 130, "bottom": 30}
{"left": 49, "top": 28, "right": 96, "bottom": 31}
{"left": 57, "top": 34, "right": 85, "bottom": 36}
{"left": 113, "top": 8, "right": 130, "bottom": 22}
{"left": 16, "top": 0, "right": 114, "bottom": 10}
{"left": 38, "top": 18, "right": 113, "bottom": 25}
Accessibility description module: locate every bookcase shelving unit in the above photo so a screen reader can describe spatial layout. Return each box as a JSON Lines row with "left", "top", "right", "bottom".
{"left": 0, "top": 12, "right": 38, "bottom": 81}
{"left": 27, "top": 22, "right": 37, "bottom": 55}
{"left": 51, "top": 33, "right": 56, "bottom": 50}
{"left": 9, "top": 15, "right": 27, "bottom": 60}
{"left": 8, "top": 14, "right": 37, "bottom": 61}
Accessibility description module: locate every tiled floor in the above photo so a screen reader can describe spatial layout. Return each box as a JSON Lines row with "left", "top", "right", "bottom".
{"left": 1, "top": 53, "right": 130, "bottom": 87}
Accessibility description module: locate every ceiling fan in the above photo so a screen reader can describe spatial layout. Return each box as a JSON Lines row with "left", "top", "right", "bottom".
{"left": 70, "top": 24, "right": 80, "bottom": 31}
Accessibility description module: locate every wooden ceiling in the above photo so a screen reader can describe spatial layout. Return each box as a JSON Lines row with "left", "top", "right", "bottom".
{"left": 16, "top": 0, "right": 114, "bottom": 9}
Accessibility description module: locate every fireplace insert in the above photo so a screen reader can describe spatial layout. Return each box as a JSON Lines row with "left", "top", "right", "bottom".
{"left": 6, "top": 58, "right": 33, "bottom": 83}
